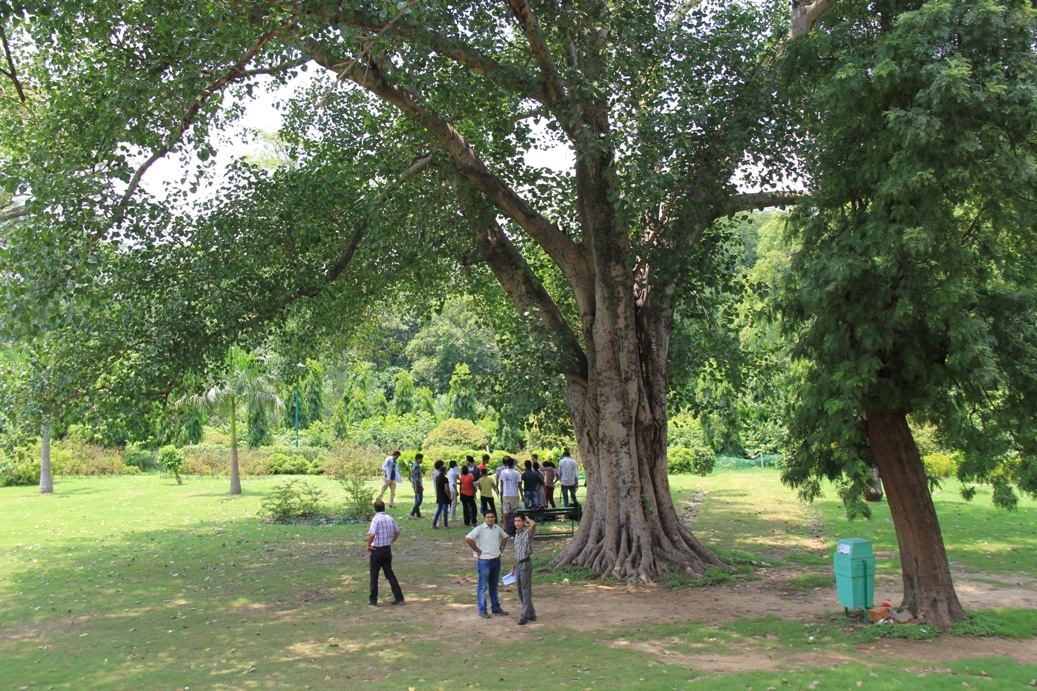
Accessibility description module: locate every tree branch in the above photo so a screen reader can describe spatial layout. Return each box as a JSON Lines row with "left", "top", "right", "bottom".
{"left": 113, "top": 20, "right": 298, "bottom": 223}
{"left": 726, "top": 189, "right": 807, "bottom": 214}
{"left": 303, "top": 39, "right": 591, "bottom": 302}
{"left": 297, "top": 4, "right": 547, "bottom": 103}
{"left": 250, "top": 152, "right": 436, "bottom": 321}
{"left": 0, "top": 204, "right": 28, "bottom": 223}
{"left": 790, "top": 0, "right": 834, "bottom": 37}
{"left": 506, "top": 0, "right": 569, "bottom": 109}
{"left": 453, "top": 177, "right": 588, "bottom": 382}
{"left": 0, "top": 25, "right": 27, "bottom": 104}
{"left": 237, "top": 57, "right": 311, "bottom": 80}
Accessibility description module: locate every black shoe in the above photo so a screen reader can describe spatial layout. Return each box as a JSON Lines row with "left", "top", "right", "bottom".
{"left": 390, "top": 599, "right": 405, "bottom": 606}
{"left": 518, "top": 618, "right": 528, "bottom": 625}
{"left": 368, "top": 600, "right": 377, "bottom": 606}
{"left": 528, "top": 616, "right": 537, "bottom": 621}
{"left": 479, "top": 611, "right": 491, "bottom": 619}
{"left": 492, "top": 609, "right": 509, "bottom": 616}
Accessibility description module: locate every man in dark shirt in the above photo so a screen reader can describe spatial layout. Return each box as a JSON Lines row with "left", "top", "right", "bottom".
{"left": 521, "top": 460, "right": 542, "bottom": 509}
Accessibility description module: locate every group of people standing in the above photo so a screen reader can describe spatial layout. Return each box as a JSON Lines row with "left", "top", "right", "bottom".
{"left": 367, "top": 449, "right": 581, "bottom": 625}
{"left": 367, "top": 499, "right": 539, "bottom": 625}
{"left": 380, "top": 449, "right": 581, "bottom": 529}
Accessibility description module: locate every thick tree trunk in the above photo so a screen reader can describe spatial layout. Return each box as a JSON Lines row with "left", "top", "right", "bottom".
{"left": 550, "top": 280, "right": 725, "bottom": 582}
{"left": 866, "top": 410, "right": 966, "bottom": 628}
{"left": 39, "top": 424, "right": 53, "bottom": 494}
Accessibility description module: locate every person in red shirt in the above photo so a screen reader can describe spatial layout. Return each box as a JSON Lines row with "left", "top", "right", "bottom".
{"left": 459, "top": 465, "right": 478, "bottom": 526}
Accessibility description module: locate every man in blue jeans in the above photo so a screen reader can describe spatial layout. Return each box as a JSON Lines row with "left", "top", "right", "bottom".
{"left": 464, "top": 511, "right": 510, "bottom": 619}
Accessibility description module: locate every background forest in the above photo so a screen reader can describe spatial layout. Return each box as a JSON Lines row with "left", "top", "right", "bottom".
{"left": 0, "top": 209, "right": 959, "bottom": 486}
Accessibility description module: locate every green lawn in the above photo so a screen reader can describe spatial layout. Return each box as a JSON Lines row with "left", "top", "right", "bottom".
{"left": 1, "top": 470, "right": 1034, "bottom": 690}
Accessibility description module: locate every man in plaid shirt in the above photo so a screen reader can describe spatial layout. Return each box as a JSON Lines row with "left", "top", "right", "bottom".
{"left": 367, "top": 500, "right": 404, "bottom": 606}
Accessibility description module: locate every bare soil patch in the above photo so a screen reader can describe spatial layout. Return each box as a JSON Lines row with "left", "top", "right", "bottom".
{"left": 348, "top": 527, "right": 1037, "bottom": 671}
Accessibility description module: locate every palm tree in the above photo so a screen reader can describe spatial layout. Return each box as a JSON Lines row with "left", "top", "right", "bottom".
{"left": 182, "top": 345, "right": 283, "bottom": 494}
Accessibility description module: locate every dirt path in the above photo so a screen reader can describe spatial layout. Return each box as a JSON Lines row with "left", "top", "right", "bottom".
{"left": 354, "top": 527, "right": 1037, "bottom": 672}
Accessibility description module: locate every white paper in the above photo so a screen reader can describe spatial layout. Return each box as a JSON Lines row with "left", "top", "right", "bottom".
{"left": 502, "top": 572, "right": 517, "bottom": 586}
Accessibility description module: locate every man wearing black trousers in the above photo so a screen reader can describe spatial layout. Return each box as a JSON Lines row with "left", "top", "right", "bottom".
{"left": 366, "top": 500, "right": 404, "bottom": 606}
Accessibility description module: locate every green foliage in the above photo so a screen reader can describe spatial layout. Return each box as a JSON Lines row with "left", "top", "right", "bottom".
{"left": 260, "top": 479, "right": 327, "bottom": 522}
{"left": 0, "top": 449, "right": 40, "bottom": 487}
{"left": 267, "top": 452, "right": 310, "bottom": 475}
{"left": 446, "top": 363, "right": 478, "bottom": 421}
{"left": 335, "top": 466, "right": 375, "bottom": 521}
{"left": 946, "top": 609, "right": 1037, "bottom": 639}
{"left": 778, "top": 0, "right": 1037, "bottom": 513}
{"left": 405, "top": 297, "right": 501, "bottom": 395}
{"left": 122, "top": 443, "right": 154, "bottom": 470}
{"left": 157, "top": 444, "right": 186, "bottom": 485}
{"left": 246, "top": 402, "right": 272, "bottom": 449}
{"left": 667, "top": 446, "right": 716, "bottom": 475}
{"left": 922, "top": 453, "right": 958, "bottom": 479}
{"left": 422, "top": 418, "right": 488, "bottom": 453}
{"left": 49, "top": 441, "right": 140, "bottom": 477}
{"left": 345, "top": 412, "right": 435, "bottom": 451}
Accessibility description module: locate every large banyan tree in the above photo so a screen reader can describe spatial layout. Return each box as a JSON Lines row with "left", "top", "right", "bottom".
{"left": 0, "top": 0, "right": 805, "bottom": 580}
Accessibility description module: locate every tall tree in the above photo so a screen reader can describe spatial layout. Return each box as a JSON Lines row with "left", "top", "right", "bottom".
{"left": 1, "top": 1, "right": 799, "bottom": 580}
{"left": 779, "top": 0, "right": 1037, "bottom": 627}
{"left": 183, "top": 346, "right": 283, "bottom": 494}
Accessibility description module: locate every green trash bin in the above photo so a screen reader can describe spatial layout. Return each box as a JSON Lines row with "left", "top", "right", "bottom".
{"left": 833, "top": 538, "right": 875, "bottom": 611}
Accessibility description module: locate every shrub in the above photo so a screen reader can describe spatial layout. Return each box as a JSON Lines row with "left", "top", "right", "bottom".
{"left": 51, "top": 441, "right": 138, "bottom": 476}
{"left": 0, "top": 449, "right": 40, "bottom": 487}
{"left": 668, "top": 446, "right": 716, "bottom": 475}
{"left": 422, "top": 418, "right": 488, "bottom": 451}
{"left": 923, "top": 452, "right": 957, "bottom": 479}
{"left": 336, "top": 465, "right": 376, "bottom": 520}
{"left": 122, "top": 443, "right": 154, "bottom": 470}
{"left": 268, "top": 452, "right": 311, "bottom": 475}
{"left": 157, "top": 445, "right": 186, "bottom": 484}
{"left": 260, "top": 479, "right": 327, "bottom": 522}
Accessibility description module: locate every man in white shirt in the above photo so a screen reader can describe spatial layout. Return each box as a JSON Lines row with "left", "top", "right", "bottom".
{"left": 497, "top": 457, "right": 522, "bottom": 520}
{"left": 447, "top": 460, "right": 461, "bottom": 520}
{"left": 464, "top": 511, "right": 509, "bottom": 618}
{"left": 377, "top": 451, "right": 403, "bottom": 508}
{"left": 557, "top": 449, "right": 579, "bottom": 507}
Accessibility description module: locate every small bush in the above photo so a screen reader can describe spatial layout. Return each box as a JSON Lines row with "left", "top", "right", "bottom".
{"left": 268, "top": 452, "right": 310, "bottom": 475}
{"left": 668, "top": 446, "right": 716, "bottom": 475}
{"left": 0, "top": 450, "right": 40, "bottom": 487}
{"left": 923, "top": 453, "right": 957, "bottom": 479}
{"left": 260, "top": 479, "right": 326, "bottom": 521}
{"left": 422, "top": 418, "right": 488, "bottom": 451}
{"left": 51, "top": 441, "right": 137, "bottom": 476}
{"left": 157, "top": 445, "right": 186, "bottom": 485}
{"left": 336, "top": 465, "right": 376, "bottom": 520}
{"left": 122, "top": 443, "right": 154, "bottom": 470}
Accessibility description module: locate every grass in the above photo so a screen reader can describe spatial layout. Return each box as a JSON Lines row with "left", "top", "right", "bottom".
{"left": 1, "top": 469, "right": 1035, "bottom": 689}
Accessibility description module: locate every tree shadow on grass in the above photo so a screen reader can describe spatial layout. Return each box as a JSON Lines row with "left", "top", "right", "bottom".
{"left": 0, "top": 513, "right": 485, "bottom": 688}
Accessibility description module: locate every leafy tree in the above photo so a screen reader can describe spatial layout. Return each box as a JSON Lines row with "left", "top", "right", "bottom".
{"left": 1, "top": 0, "right": 804, "bottom": 581}
{"left": 446, "top": 363, "right": 478, "bottom": 421}
{"left": 405, "top": 297, "right": 501, "bottom": 393}
{"left": 246, "top": 401, "right": 272, "bottom": 448}
{"left": 779, "top": 0, "right": 1037, "bottom": 627}
{"left": 392, "top": 369, "right": 415, "bottom": 415}
{"left": 181, "top": 346, "right": 284, "bottom": 494}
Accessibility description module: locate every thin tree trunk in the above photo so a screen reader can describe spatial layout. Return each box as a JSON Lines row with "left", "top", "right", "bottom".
{"left": 229, "top": 395, "right": 241, "bottom": 495}
{"left": 39, "top": 424, "right": 53, "bottom": 494}
{"left": 866, "top": 409, "right": 966, "bottom": 628}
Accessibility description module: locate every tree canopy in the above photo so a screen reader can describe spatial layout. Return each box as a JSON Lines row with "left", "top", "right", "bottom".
{"left": 778, "top": 0, "right": 1037, "bottom": 626}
